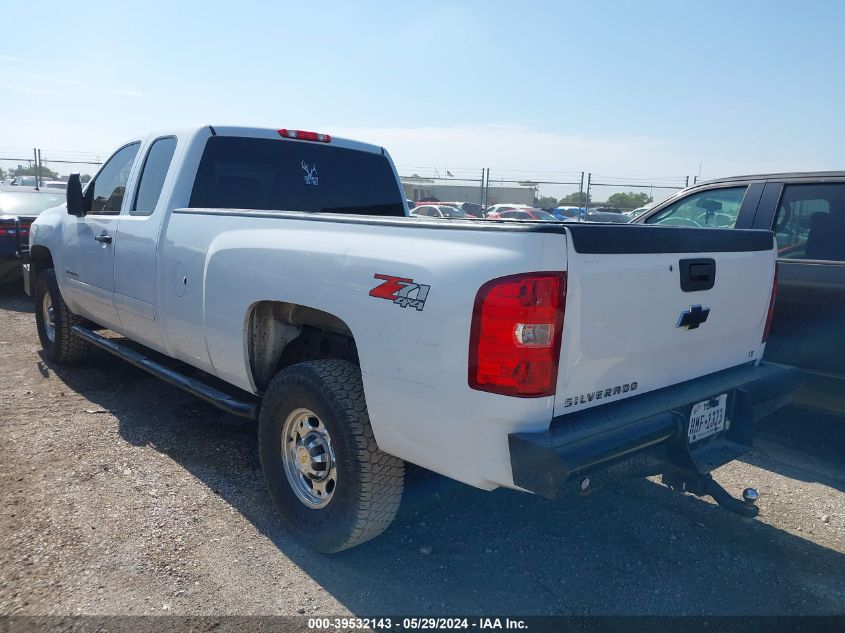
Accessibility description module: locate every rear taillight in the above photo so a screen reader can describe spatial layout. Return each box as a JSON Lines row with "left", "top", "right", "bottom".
{"left": 278, "top": 129, "right": 331, "bottom": 143}
{"left": 762, "top": 264, "right": 779, "bottom": 343}
{"left": 469, "top": 272, "right": 566, "bottom": 397}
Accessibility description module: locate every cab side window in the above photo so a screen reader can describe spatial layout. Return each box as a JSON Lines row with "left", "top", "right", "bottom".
{"left": 131, "top": 137, "right": 177, "bottom": 216}
{"left": 775, "top": 183, "right": 845, "bottom": 261}
{"left": 646, "top": 186, "right": 747, "bottom": 228}
{"left": 88, "top": 142, "right": 141, "bottom": 214}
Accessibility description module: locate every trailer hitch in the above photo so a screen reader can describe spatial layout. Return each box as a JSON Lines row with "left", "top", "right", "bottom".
{"left": 662, "top": 472, "right": 759, "bottom": 517}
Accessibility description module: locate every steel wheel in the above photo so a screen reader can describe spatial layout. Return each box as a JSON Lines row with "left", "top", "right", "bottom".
{"left": 281, "top": 407, "right": 337, "bottom": 508}
{"left": 34, "top": 268, "right": 90, "bottom": 363}
{"left": 259, "top": 360, "right": 405, "bottom": 551}
{"left": 41, "top": 292, "right": 55, "bottom": 343}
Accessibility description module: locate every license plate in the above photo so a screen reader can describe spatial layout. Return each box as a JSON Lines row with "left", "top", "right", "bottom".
{"left": 688, "top": 393, "right": 728, "bottom": 443}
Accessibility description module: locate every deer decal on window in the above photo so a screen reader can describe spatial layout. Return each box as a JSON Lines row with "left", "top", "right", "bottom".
{"left": 301, "top": 160, "right": 318, "bottom": 186}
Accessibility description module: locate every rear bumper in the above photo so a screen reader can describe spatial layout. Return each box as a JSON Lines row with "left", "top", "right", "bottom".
{"left": 0, "top": 221, "right": 28, "bottom": 283}
{"left": 509, "top": 362, "right": 803, "bottom": 499}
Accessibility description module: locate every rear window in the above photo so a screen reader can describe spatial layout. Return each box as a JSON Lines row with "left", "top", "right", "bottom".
{"left": 188, "top": 136, "right": 404, "bottom": 216}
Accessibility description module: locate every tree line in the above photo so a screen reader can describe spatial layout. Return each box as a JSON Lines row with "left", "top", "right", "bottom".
{"left": 535, "top": 191, "right": 653, "bottom": 209}
{"left": 0, "top": 165, "right": 92, "bottom": 183}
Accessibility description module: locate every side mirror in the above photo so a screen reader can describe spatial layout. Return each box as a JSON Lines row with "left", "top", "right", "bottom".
{"left": 66, "top": 174, "right": 85, "bottom": 216}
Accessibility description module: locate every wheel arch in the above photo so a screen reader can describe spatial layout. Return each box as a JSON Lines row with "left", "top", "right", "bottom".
{"left": 246, "top": 300, "right": 359, "bottom": 392}
{"left": 28, "top": 244, "right": 54, "bottom": 289}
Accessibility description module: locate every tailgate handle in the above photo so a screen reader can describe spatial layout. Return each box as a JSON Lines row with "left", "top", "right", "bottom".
{"left": 680, "top": 258, "right": 715, "bottom": 292}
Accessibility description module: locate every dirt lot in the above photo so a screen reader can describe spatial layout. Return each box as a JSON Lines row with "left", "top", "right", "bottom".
{"left": 1, "top": 283, "right": 843, "bottom": 617}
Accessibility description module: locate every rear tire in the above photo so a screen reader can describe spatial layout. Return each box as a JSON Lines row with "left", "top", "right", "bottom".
{"left": 34, "top": 268, "right": 90, "bottom": 363}
{"left": 259, "top": 359, "right": 404, "bottom": 553}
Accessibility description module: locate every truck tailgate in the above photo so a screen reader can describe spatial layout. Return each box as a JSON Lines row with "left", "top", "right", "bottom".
{"left": 554, "top": 224, "right": 776, "bottom": 417}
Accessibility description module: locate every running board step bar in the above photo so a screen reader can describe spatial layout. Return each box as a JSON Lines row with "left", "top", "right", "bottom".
{"left": 70, "top": 326, "right": 259, "bottom": 419}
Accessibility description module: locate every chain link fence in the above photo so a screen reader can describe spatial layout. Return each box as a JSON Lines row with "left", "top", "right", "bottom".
{"left": 399, "top": 167, "right": 486, "bottom": 212}
{"left": 692, "top": 175, "right": 720, "bottom": 186}
{"left": 484, "top": 170, "right": 584, "bottom": 209}
{"left": 0, "top": 148, "right": 102, "bottom": 187}
{"left": 584, "top": 174, "right": 689, "bottom": 212}
{"left": 399, "top": 168, "right": 691, "bottom": 214}
{"left": 40, "top": 149, "right": 103, "bottom": 185}
{"left": 399, "top": 168, "right": 586, "bottom": 210}
{"left": 3, "top": 146, "right": 697, "bottom": 217}
{"left": 0, "top": 149, "right": 40, "bottom": 186}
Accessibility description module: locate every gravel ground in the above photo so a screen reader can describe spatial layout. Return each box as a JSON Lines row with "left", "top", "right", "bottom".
{"left": 1, "top": 283, "right": 843, "bottom": 617}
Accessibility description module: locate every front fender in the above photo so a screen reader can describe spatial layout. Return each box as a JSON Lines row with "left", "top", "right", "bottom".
{"left": 29, "top": 205, "right": 66, "bottom": 284}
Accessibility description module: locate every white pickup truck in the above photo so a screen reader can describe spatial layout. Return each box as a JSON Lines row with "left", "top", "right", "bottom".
{"left": 26, "top": 126, "right": 801, "bottom": 552}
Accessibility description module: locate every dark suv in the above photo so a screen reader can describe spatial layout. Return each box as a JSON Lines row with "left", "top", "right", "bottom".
{"left": 0, "top": 186, "right": 66, "bottom": 284}
{"left": 636, "top": 171, "right": 845, "bottom": 415}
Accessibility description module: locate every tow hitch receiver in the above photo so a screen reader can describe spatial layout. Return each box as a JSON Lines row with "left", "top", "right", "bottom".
{"left": 662, "top": 472, "right": 759, "bottom": 517}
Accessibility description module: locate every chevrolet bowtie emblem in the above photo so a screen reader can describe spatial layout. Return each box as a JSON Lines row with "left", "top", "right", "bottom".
{"left": 677, "top": 305, "right": 710, "bottom": 330}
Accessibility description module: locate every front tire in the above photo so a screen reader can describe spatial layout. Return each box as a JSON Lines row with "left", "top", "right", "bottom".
{"left": 259, "top": 360, "right": 404, "bottom": 553}
{"left": 34, "top": 268, "right": 90, "bottom": 363}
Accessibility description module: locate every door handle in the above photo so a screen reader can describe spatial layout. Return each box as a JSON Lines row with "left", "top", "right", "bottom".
{"left": 94, "top": 233, "right": 112, "bottom": 244}
{"left": 679, "top": 258, "right": 715, "bottom": 292}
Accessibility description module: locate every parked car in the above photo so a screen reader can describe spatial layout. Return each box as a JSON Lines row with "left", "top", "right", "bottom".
{"left": 9, "top": 176, "right": 39, "bottom": 187}
{"left": 0, "top": 186, "right": 65, "bottom": 283}
{"left": 411, "top": 204, "right": 472, "bottom": 219}
{"left": 583, "top": 210, "right": 631, "bottom": 223}
{"left": 551, "top": 206, "right": 583, "bottom": 220}
{"left": 26, "top": 125, "right": 799, "bottom": 552}
{"left": 626, "top": 202, "right": 657, "bottom": 220}
{"left": 495, "top": 208, "right": 558, "bottom": 221}
{"left": 457, "top": 202, "right": 483, "bottom": 217}
{"left": 413, "top": 201, "right": 483, "bottom": 218}
{"left": 41, "top": 180, "right": 68, "bottom": 191}
{"left": 591, "top": 206, "right": 625, "bottom": 215}
{"left": 482, "top": 203, "right": 532, "bottom": 217}
{"left": 635, "top": 171, "right": 845, "bottom": 415}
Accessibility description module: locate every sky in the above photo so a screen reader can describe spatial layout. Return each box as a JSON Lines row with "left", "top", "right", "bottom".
{"left": 1, "top": 0, "right": 844, "bottom": 181}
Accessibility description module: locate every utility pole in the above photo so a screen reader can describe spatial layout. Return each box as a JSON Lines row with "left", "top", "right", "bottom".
{"left": 578, "top": 171, "right": 584, "bottom": 214}
{"left": 583, "top": 173, "right": 592, "bottom": 222}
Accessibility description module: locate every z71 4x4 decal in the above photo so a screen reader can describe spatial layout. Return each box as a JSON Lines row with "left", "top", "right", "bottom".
{"left": 369, "top": 274, "right": 430, "bottom": 311}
